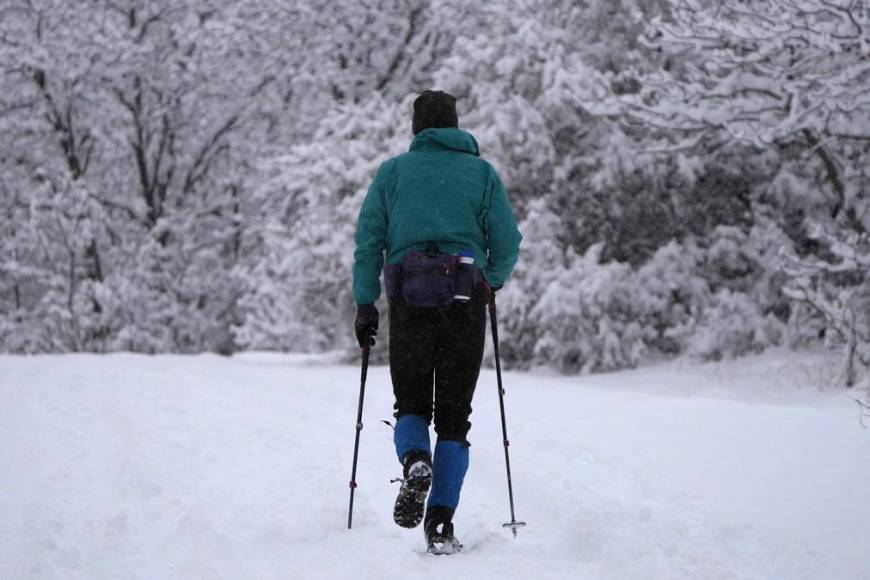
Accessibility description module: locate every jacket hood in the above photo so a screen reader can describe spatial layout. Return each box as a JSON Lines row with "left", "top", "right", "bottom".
{"left": 409, "top": 128, "right": 480, "bottom": 156}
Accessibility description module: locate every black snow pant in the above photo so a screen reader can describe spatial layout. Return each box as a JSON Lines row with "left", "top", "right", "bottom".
{"left": 389, "top": 282, "right": 488, "bottom": 446}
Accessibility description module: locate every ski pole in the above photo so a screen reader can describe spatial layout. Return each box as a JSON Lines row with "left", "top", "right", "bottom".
{"left": 347, "top": 343, "right": 371, "bottom": 529}
{"left": 488, "top": 295, "right": 527, "bottom": 537}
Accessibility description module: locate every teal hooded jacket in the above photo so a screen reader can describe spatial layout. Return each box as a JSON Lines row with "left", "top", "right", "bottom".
{"left": 353, "top": 127, "right": 522, "bottom": 305}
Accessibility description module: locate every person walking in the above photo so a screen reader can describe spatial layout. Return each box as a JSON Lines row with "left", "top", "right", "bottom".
{"left": 352, "top": 90, "right": 522, "bottom": 554}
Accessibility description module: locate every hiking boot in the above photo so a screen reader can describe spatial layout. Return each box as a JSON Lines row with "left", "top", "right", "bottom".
{"left": 424, "top": 505, "right": 463, "bottom": 555}
{"left": 393, "top": 450, "right": 432, "bottom": 528}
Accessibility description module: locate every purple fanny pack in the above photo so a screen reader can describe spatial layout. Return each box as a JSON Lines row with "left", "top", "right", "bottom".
{"left": 384, "top": 250, "right": 480, "bottom": 308}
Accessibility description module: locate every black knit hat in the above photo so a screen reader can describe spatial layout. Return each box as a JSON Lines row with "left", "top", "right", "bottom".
{"left": 412, "top": 90, "right": 459, "bottom": 135}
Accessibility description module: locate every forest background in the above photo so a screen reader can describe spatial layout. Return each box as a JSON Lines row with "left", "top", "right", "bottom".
{"left": 1, "top": 0, "right": 868, "bottom": 386}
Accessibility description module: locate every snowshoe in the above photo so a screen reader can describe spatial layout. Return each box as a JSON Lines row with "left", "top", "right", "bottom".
{"left": 393, "top": 452, "right": 432, "bottom": 528}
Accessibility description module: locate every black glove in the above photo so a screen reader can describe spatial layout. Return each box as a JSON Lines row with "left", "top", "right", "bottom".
{"left": 354, "top": 303, "right": 379, "bottom": 348}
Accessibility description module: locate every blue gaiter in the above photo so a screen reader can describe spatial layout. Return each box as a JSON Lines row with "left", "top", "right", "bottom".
{"left": 427, "top": 440, "right": 469, "bottom": 510}
{"left": 394, "top": 414, "right": 431, "bottom": 463}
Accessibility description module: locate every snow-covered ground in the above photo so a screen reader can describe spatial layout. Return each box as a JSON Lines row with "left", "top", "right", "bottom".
{"left": 1, "top": 351, "right": 868, "bottom": 580}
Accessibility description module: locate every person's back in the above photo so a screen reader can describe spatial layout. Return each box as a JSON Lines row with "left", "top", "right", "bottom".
{"left": 352, "top": 90, "right": 522, "bottom": 554}
{"left": 353, "top": 124, "right": 520, "bottom": 305}
{"left": 386, "top": 128, "right": 489, "bottom": 261}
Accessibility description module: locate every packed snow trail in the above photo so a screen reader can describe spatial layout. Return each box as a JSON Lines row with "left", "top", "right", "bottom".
{"left": 1, "top": 352, "right": 869, "bottom": 580}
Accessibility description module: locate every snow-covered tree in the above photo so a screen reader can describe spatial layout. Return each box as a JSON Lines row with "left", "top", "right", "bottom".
{"left": 1, "top": 0, "right": 864, "bottom": 379}
{"left": 619, "top": 0, "right": 869, "bottom": 230}
{"left": 594, "top": 0, "right": 870, "bottom": 372}
{"left": 781, "top": 225, "right": 870, "bottom": 386}
{"left": 496, "top": 198, "right": 573, "bottom": 368}
{"left": 689, "top": 289, "right": 784, "bottom": 361}
{"left": 234, "top": 97, "right": 410, "bottom": 352}
{"left": 0, "top": 1, "right": 301, "bottom": 352}
{"left": 529, "top": 244, "right": 653, "bottom": 373}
